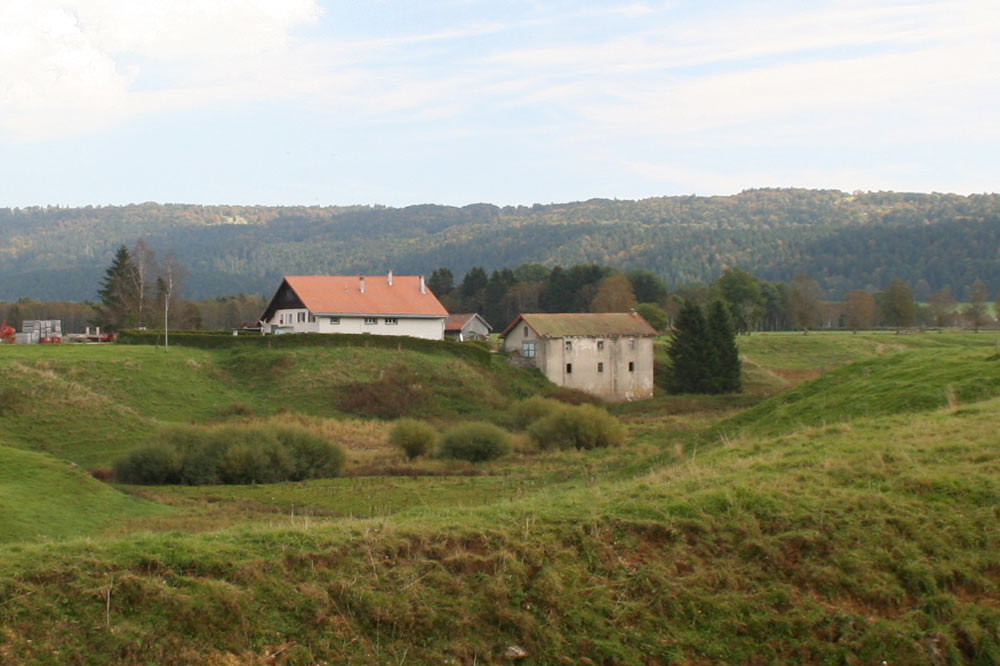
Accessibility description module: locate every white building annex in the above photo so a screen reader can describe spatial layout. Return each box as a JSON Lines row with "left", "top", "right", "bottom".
{"left": 259, "top": 273, "right": 449, "bottom": 340}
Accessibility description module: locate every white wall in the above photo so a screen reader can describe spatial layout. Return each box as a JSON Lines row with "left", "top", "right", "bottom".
{"left": 265, "top": 309, "right": 445, "bottom": 340}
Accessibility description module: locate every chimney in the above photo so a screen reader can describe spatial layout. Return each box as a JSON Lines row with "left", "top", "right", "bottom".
{"left": 359, "top": 276, "right": 365, "bottom": 293}
{"left": 419, "top": 275, "right": 426, "bottom": 294}
{"left": 387, "top": 269, "right": 393, "bottom": 286}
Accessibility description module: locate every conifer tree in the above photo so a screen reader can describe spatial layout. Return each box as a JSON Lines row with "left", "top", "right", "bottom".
{"left": 665, "top": 300, "right": 716, "bottom": 394}
{"left": 707, "top": 300, "right": 742, "bottom": 393}
{"left": 93, "top": 245, "right": 140, "bottom": 331}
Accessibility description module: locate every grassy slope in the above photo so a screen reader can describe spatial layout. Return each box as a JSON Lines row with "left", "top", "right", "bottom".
{"left": 0, "top": 444, "right": 168, "bottom": 544}
{"left": 0, "top": 343, "right": 549, "bottom": 468}
{"left": 1, "top": 333, "right": 999, "bottom": 664}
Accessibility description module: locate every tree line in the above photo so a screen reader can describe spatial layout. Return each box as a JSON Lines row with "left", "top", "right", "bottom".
{"left": 2, "top": 189, "right": 999, "bottom": 302}
{"left": 428, "top": 263, "right": 1000, "bottom": 334}
{"left": 3, "top": 247, "right": 996, "bottom": 336}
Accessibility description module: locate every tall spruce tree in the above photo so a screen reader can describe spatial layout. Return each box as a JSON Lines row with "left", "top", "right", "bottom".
{"left": 707, "top": 300, "right": 742, "bottom": 393}
{"left": 93, "top": 245, "right": 140, "bottom": 331}
{"left": 665, "top": 300, "right": 717, "bottom": 394}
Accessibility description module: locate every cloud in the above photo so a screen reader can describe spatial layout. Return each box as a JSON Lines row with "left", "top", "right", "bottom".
{"left": 0, "top": 0, "right": 322, "bottom": 140}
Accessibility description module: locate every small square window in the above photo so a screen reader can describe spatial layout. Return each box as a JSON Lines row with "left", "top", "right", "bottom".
{"left": 330, "top": 316, "right": 340, "bottom": 325}
{"left": 566, "top": 363, "right": 573, "bottom": 374}
{"left": 365, "top": 317, "right": 377, "bottom": 325}
{"left": 597, "top": 340, "right": 604, "bottom": 351}
{"left": 597, "top": 362, "right": 604, "bottom": 373}
{"left": 565, "top": 340, "right": 572, "bottom": 351}
{"left": 628, "top": 361, "right": 635, "bottom": 372}
{"left": 522, "top": 341, "right": 536, "bottom": 358}
{"left": 385, "top": 317, "right": 398, "bottom": 325}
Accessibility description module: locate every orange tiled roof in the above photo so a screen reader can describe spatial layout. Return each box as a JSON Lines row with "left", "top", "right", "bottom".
{"left": 283, "top": 275, "right": 448, "bottom": 317}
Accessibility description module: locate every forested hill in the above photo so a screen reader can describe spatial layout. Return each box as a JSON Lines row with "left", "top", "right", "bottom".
{"left": 2, "top": 189, "right": 998, "bottom": 301}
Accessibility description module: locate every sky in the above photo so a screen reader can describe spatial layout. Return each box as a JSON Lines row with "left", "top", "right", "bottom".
{"left": 0, "top": 0, "right": 997, "bottom": 208}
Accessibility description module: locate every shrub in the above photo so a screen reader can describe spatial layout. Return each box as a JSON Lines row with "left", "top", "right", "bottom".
{"left": 113, "top": 443, "right": 183, "bottom": 485}
{"left": 219, "top": 439, "right": 292, "bottom": 485}
{"left": 113, "top": 423, "right": 345, "bottom": 486}
{"left": 275, "top": 426, "right": 346, "bottom": 480}
{"left": 507, "top": 396, "right": 566, "bottom": 430}
{"left": 438, "top": 422, "right": 511, "bottom": 462}
{"left": 389, "top": 419, "right": 438, "bottom": 459}
{"left": 528, "top": 404, "right": 626, "bottom": 451}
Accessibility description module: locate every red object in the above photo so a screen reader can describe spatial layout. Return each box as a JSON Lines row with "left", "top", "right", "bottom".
{"left": 0, "top": 323, "right": 14, "bottom": 343}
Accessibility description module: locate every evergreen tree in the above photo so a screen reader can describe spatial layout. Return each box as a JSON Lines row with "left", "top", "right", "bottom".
{"left": 665, "top": 300, "right": 717, "bottom": 394}
{"left": 93, "top": 245, "right": 140, "bottom": 331}
{"left": 707, "top": 300, "right": 741, "bottom": 393}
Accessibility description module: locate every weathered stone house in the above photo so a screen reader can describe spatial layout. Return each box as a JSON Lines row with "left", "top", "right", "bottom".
{"left": 500, "top": 312, "right": 656, "bottom": 401}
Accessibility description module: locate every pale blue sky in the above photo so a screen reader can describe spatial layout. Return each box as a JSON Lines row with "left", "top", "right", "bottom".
{"left": 1, "top": 0, "right": 996, "bottom": 208}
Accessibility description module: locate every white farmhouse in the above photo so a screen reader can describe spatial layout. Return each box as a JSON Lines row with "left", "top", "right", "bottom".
{"left": 259, "top": 272, "right": 449, "bottom": 340}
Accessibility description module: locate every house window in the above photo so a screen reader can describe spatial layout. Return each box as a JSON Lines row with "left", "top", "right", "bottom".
{"left": 628, "top": 361, "right": 635, "bottom": 372}
{"left": 308, "top": 313, "right": 315, "bottom": 323}
{"left": 628, "top": 338, "right": 636, "bottom": 350}
{"left": 565, "top": 340, "right": 572, "bottom": 351}
{"left": 522, "top": 341, "right": 536, "bottom": 358}
{"left": 566, "top": 363, "right": 573, "bottom": 374}
{"left": 365, "top": 317, "right": 377, "bottom": 325}
{"left": 597, "top": 340, "right": 604, "bottom": 351}
{"left": 523, "top": 326, "right": 529, "bottom": 337}
{"left": 330, "top": 316, "right": 340, "bottom": 325}
{"left": 385, "top": 317, "right": 398, "bottom": 325}
{"left": 598, "top": 362, "right": 604, "bottom": 373}
{"left": 297, "top": 311, "right": 305, "bottom": 323}
{"left": 278, "top": 314, "right": 284, "bottom": 324}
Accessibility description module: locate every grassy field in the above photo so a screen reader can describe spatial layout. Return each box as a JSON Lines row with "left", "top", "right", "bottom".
{"left": 1, "top": 332, "right": 999, "bottom": 664}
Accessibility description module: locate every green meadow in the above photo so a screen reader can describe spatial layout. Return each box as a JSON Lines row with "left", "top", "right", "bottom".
{"left": 1, "top": 331, "right": 999, "bottom": 664}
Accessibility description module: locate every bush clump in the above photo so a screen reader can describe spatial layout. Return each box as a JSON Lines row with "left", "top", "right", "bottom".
{"left": 389, "top": 418, "right": 438, "bottom": 459}
{"left": 113, "top": 442, "right": 184, "bottom": 485}
{"left": 438, "top": 422, "right": 511, "bottom": 462}
{"left": 527, "top": 404, "right": 627, "bottom": 451}
{"left": 507, "top": 396, "right": 566, "bottom": 430}
{"left": 114, "top": 423, "right": 345, "bottom": 485}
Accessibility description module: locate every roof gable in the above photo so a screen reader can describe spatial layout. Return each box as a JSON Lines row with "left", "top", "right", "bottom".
{"left": 445, "top": 313, "right": 492, "bottom": 332}
{"left": 500, "top": 312, "right": 657, "bottom": 338}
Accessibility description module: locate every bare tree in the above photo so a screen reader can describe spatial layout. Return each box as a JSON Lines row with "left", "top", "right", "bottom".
{"left": 156, "top": 251, "right": 184, "bottom": 350}
{"left": 131, "top": 239, "right": 156, "bottom": 329}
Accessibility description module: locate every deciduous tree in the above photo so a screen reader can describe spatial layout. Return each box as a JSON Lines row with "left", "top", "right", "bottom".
{"left": 788, "top": 274, "right": 823, "bottom": 333}
{"left": 963, "top": 280, "right": 990, "bottom": 332}
{"left": 590, "top": 274, "right": 637, "bottom": 313}
{"left": 880, "top": 278, "right": 916, "bottom": 332}
{"left": 844, "top": 290, "right": 875, "bottom": 331}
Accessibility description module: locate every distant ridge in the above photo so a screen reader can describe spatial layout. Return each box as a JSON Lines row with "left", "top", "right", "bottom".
{"left": 1, "top": 189, "right": 998, "bottom": 301}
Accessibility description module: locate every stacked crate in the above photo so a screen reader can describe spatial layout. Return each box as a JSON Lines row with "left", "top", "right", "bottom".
{"left": 19, "top": 320, "right": 63, "bottom": 344}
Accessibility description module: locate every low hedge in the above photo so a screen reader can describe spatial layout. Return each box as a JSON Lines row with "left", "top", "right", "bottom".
{"left": 117, "top": 330, "right": 494, "bottom": 367}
